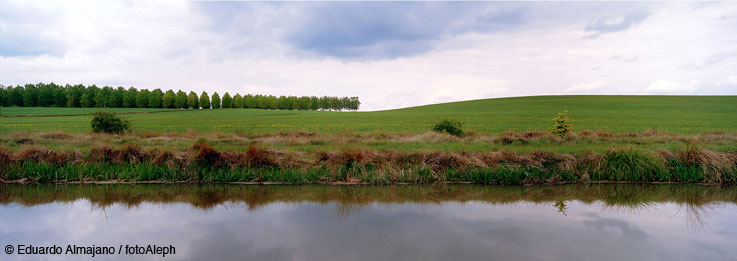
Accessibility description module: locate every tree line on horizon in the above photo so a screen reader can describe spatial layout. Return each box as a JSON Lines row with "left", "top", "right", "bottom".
{"left": 0, "top": 83, "right": 360, "bottom": 111}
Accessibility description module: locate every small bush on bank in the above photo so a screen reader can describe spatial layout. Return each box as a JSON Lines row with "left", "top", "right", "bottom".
{"left": 90, "top": 111, "right": 130, "bottom": 134}
{"left": 550, "top": 110, "right": 572, "bottom": 137}
{"left": 433, "top": 119, "right": 465, "bottom": 137}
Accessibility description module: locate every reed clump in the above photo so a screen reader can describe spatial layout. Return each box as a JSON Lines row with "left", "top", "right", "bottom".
{"left": 599, "top": 149, "right": 663, "bottom": 181}
{"left": 674, "top": 145, "right": 734, "bottom": 183}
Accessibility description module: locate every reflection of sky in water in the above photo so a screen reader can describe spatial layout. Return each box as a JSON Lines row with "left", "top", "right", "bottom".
{"left": 2, "top": 200, "right": 737, "bottom": 260}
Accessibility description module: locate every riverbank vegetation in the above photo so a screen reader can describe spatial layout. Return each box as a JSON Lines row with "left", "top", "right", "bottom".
{"left": 1, "top": 138, "right": 736, "bottom": 184}
{"left": 2, "top": 130, "right": 736, "bottom": 153}
{"left": 2, "top": 95, "right": 735, "bottom": 185}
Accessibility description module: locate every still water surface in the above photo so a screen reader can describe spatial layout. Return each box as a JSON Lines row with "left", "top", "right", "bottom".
{"left": 1, "top": 184, "right": 737, "bottom": 260}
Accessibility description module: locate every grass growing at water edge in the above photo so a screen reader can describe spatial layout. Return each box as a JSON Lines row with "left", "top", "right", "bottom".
{"left": 2, "top": 142, "right": 735, "bottom": 185}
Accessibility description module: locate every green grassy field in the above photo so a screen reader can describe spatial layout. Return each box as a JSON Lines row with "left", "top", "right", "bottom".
{"left": 2, "top": 95, "right": 736, "bottom": 135}
{"left": 2, "top": 95, "right": 737, "bottom": 184}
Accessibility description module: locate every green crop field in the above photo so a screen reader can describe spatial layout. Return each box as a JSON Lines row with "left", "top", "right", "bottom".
{"left": 3, "top": 95, "right": 737, "bottom": 184}
{"left": 2, "top": 95, "right": 736, "bottom": 135}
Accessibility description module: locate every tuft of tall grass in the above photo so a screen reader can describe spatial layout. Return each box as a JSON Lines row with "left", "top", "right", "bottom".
{"left": 675, "top": 145, "right": 734, "bottom": 183}
{"left": 597, "top": 149, "right": 664, "bottom": 182}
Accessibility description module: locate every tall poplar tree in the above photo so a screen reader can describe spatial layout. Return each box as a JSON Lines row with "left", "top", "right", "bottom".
{"left": 221, "top": 92, "right": 232, "bottom": 108}
{"left": 162, "top": 90, "right": 175, "bottom": 108}
{"left": 175, "top": 90, "right": 187, "bottom": 109}
{"left": 187, "top": 91, "right": 199, "bottom": 109}
{"left": 211, "top": 92, "right": 221, "bottom": 109}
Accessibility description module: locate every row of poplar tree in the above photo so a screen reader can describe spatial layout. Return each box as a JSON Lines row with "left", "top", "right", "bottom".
{"left": 0, "top": 83, "right": 360, "bottom": 111}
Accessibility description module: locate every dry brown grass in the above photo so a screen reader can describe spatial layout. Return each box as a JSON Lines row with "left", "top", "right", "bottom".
{"left": 2, "top": 140, "right": 736, "bottom": 184}
{"left": 577, "top": 130, "right": 613, "bottom": 138}
{"left": 153, "top": 150, "right": 190, "bottom": 169}
{"left": 406, "top": 131, "right": 460, "bottom": 143}
{"left": 242, "top": 146, "right": 277, "bottom": 167}
{"left": 4, "top": 130, "right": 737, "bottom": 155}
{"left": 38, "top": 131, "right": 73, "bottom": 140}
{"left": 2, "top": 129, "right": 737, "bottom": 184}
{"left": 496, "top": 131, "right": 546, "bottom": 145}
{"left": 90, "top": 145, "right": 147, "bottom": 164}
{"left": 316, "top": 149, "right": 375, "bottom": 167}
{"left": 676, "top": 145, "right": 733, "bottom": 183}
{"left": 0, "top": 146, "right": 11, "bottom": 178}
{"left": 11, "top": 147, "right": 67, "bottom": 164}
{"left": 484, "top": 150, "right": 534, "bottom": 167}
{"left": 187, "top": 141, "right": 281, "bottom": 168}
{"left": 573, "top": 151, "right": 604, "bottom": 179}
{"left": 278, "top": 150, "right": 309, "bottom": 169}
{"left": 191, "top": 141, "right": 226, "bottom": 167}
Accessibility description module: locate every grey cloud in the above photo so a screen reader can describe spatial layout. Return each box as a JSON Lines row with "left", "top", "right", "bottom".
{"left": 191, "top": 2, "right": 658, "bottom": 60}
{"left": 5, "top": 199, "right": 737, "bottom": 261}
{"left": 584, "top": 12, "right": 649, "bottom": 38}
{"left": 582, "top": 213, "right": 650, "bottom": 240}
{"left": 698, "top": 50, "right": 737, "bottom": 68}
{"left": 0, "top": 2, "right": 66, "bottom": 57}
{"left": 282, "top": 2, "right": 526, "bottom": 60}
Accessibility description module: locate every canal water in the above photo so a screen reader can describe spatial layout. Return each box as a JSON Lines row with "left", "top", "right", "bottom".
{"left": 1, "top": 184, "right": 736, "bottom": 260}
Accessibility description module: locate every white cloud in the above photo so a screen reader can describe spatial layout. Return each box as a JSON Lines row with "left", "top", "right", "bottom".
{"left": 646, "top": 80, "right": 698, "bottom": 94}
{"left": 566, "top": 81, "right": 610, "bottom": 93}
{"left": 718, "top": 76, "right": 737, "bottom": 87}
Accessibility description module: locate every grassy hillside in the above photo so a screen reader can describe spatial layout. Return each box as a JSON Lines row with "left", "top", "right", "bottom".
{"left": 3, "top": 95, "right": 737, "bottom": 184}
{"left": 1, "top": 95, "right": 736, "bottom": 134}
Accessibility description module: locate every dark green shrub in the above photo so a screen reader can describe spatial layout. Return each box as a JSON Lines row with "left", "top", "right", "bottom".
{"left": 90, "top": 111, "right": 130, "bottom": 134}
{"left": 433, "top": 119, "right": 465, "bottom": 137}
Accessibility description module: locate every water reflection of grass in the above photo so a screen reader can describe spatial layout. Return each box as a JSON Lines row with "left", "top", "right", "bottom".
{"left": 3, "top": 184, "right": 732, "bottom": 229}
{"left": 1, "top": 184, "right": 734, "bottom": 210}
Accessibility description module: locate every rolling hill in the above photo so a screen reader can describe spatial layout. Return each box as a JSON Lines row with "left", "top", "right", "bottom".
{"left": 1, "top": 95, "right": 736, "bottom": 134}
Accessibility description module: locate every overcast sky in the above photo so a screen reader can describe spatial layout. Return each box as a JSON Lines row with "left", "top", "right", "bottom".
{"left": 1, "top": 1, "right": 736, "bottom": 110}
